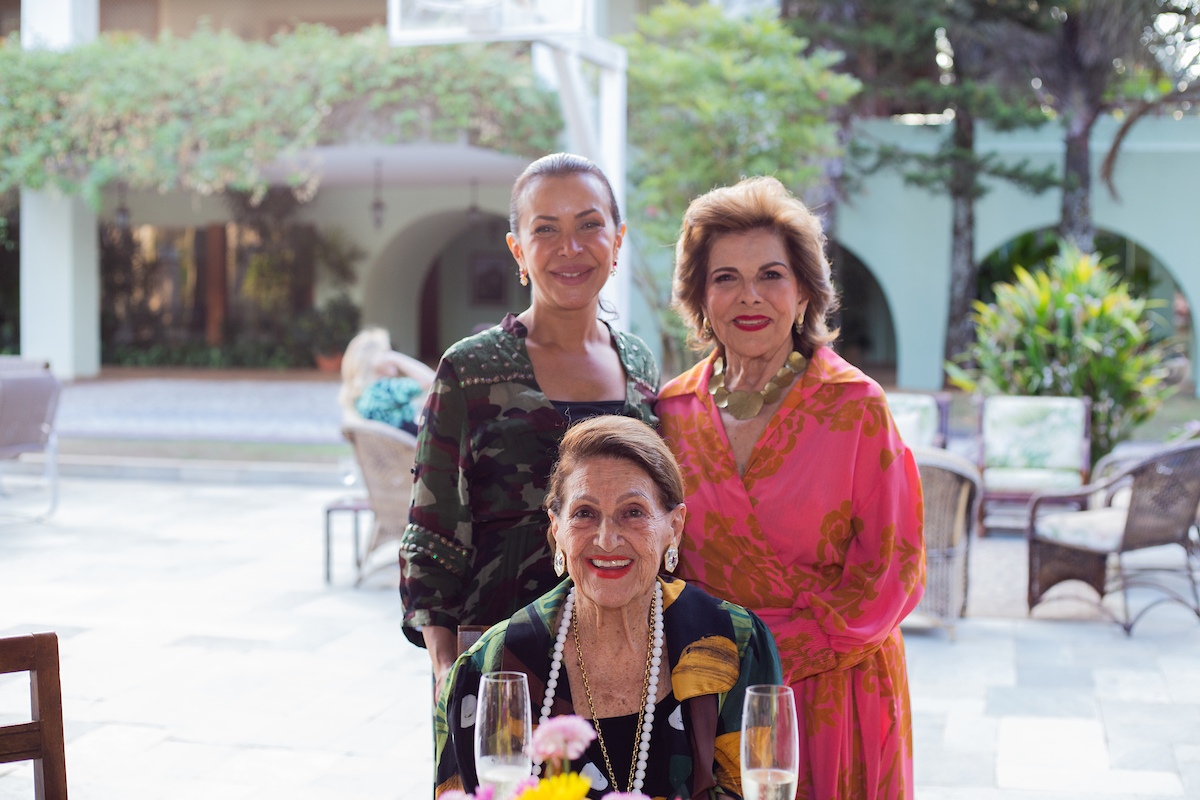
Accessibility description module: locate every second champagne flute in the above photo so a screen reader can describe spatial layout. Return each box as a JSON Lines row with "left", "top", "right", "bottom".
{"left": 741, "top": 684, "right": 800, "bottom": 800}
{"left": 475, "top": 671, "right": 533, "bottom": 800}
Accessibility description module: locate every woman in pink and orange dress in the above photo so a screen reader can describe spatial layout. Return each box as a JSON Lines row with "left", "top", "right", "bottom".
{"left": 656, "top": 176, "right": 926, "bottom": 800}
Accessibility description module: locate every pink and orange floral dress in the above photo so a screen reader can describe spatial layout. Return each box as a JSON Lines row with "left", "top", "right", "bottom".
{"left": 657, "top": 346, "right": 926, "bottom": 800}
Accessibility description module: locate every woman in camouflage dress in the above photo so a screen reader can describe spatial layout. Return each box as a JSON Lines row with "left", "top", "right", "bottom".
{"left": 400, "top": 154, "right": 659, "bottom": 697}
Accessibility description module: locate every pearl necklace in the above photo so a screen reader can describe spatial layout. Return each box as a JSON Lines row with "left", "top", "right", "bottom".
{"left": 538, "top": 582, "right": 664, "bottom": 793}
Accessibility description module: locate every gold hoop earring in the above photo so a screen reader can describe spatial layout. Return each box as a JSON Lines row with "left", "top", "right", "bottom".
{"left": 519, "top": 269, "right": 529, "bottom": 287}
{"left": 664, "top": 544, "right": 679, "bottom": 573}
{"left": 553, "top": 548, "right": 566, "bottom": 577}
{"left": 701, "top": 318, "right": 713, "bottom": 339}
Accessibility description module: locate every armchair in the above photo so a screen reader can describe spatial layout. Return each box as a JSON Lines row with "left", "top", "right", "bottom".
{"left": 1026, "top": 440, "right": 1200, "bottom": 633}
{"left": 978, "top": 395, "right": 1090, "bottom": 534}
{"left": 910, "top": 447, "right": 982, "bottom": 639}
{"left": 886, "top": 391, "right": 950, "bottom": 449}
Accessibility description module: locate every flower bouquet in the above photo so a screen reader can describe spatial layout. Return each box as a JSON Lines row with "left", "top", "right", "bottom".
{"left": 445, "top": 715, "right": 651, "bottom": 800}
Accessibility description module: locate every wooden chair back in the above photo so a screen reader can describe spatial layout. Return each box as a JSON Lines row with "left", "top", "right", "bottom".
{"left": 0, "top": 632, "right": 67, "bottom": 800}
{"left": 456, "top": 626, "right": 490, "bottom": 657}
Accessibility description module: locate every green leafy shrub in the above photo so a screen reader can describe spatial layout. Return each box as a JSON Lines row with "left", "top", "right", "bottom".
{"left": 617, "top": 1, "right": 859, "bottom": 374}
{"left": 103, "top": 340, "right": 310, "bottom": 369}
{"left": 0, "top": 26, "right": 561, "bottom": 204}
{"left": 295, "top": 295, "right": 362, "bottom": 356}
{"left": 946, "top": 244, "right": 1176, "bottom": 459}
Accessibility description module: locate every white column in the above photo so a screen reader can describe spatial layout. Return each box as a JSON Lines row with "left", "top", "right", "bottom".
{"left": 20, "top": 192, "right": 101, "bottom": 379}
{"left": 20, "top": 0, "right": 100, "bottom": 380}
{"left": 597, "top": 53, "right": 629, "bottom": 331}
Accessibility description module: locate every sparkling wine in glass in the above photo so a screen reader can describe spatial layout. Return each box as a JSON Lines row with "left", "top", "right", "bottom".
{"left": 741, "top": 684, "right": 800, "bottom": 800}
{"left": 475, "top": 671, "right": 533, "bottom": 800}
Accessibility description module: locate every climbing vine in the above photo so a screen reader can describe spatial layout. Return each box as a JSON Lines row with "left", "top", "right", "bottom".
{"left": 0, "top": 25, "right": 562, "bottom": 206}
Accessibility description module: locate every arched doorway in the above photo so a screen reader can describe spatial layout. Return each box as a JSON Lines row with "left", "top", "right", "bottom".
{"left": 979, "top": 228, "right": 1191, "bottom": 391}
{"left": 417, "top": 213, "right": 530, "bottom": 362}
{"left": 832, "top": 243, "right": 897, "bottom": 383}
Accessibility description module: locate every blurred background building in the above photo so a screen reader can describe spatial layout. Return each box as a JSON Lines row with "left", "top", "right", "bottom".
{"left": 1, "top": 0, "right": 1195, "bottom": 392}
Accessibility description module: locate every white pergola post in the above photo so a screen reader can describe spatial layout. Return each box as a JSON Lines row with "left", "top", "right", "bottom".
{"left": 19, "top": 0, "right": 100, "bottom": 380}
{"left": 387, "top": 0, "right": 631, "bottom": 327}
{"left": 548, "top": 36, "right": 630, "bottom": 329}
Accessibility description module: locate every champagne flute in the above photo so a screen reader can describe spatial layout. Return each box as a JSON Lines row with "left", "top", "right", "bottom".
{"left": 741, "top": 684, "right": 800, "bottom": 800}
{"left": 475, "top": 671, "right": 533, "bottom": 800}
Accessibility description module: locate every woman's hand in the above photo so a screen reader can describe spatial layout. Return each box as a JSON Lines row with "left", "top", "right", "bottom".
{"left": 423, "top": 625, "right": 457, "bottom": 703}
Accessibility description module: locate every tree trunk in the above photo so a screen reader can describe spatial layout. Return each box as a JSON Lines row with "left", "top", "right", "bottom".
{"left": 944, "top": 107, "right": 978, "bottom": 367}
{"left": 1060, "top": 115, "right": 1096, "bottom": 253}
{"left": 1058, "top": 16, "right": 1098, "bottom": 253}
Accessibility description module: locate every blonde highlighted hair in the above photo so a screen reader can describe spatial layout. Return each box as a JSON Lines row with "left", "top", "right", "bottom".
{"left": 338, "top": 327, "right": 391, "bottom": 416}
{"left": 672, "top": 176, "right": 838, "bottom": 356}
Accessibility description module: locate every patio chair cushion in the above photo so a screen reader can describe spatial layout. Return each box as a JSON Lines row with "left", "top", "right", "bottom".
{"left": 886, "top": 393, "right": 940, "bottom": 449}
{"left": 983, "top": 467, "right": 1083, "bottom": 493}
{"left": 1034, "top": 507, "right": 1127, "bottom": 552}
{"left": 982, "top": 396, "right": 1087, "bottom": 470}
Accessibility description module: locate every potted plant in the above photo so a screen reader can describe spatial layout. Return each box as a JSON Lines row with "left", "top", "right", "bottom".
{"left": 299, "top": 294, "right": 361, "bottom": 372}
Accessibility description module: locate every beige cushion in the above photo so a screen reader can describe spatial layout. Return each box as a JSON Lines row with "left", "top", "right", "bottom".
{"left": 983, "top": 467, "right": 1083, "bottom": 492}
{"left": 1034, "top": 507, "right": 1128, "bottom": 552}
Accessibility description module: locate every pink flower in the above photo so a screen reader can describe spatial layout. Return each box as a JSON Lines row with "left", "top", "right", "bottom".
{"left": 440, "top": 788, "right": 495, "bottom": 800}
{"left": 530, "top": 715, "right": 597, "bottom": 763}
{"left": 510, "top": 776, "right": 539, "bottom": 796}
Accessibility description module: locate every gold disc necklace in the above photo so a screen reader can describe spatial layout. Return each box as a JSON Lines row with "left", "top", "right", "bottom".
{"left": 708, "top": 351, "right": 807, "bottom": 420}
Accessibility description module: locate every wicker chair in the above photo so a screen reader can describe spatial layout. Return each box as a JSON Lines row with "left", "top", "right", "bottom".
{"left": 1026, "top": 440, "right": 1200, "bottom": 634}
{"left": 910, "top": 447, "right": 982, "bottom": 639}
{"left": 0, "top": 368, "right": 62, "bottom": 519}
{"left": 886, "top": 392, "right": 950, "bottom": 449}
{"left": 341, "top": 419, "right": 418, "bottom": 585}
{"left": 978, "top": 395, "right": 1091, "bottom": 534}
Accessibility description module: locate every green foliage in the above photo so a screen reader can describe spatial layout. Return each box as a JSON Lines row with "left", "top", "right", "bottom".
{"left": 0, "top": 189, "right": 16, "bottom": 354}
{"left": 977, "top": 228, "right": 1158, "bottom": 304}
{"left": 947, "top": 245, "right": 1176, "bottom": 458}
{"left": 618, "top": 2, "right": 859, "bottom": 372}
{"left": 296, "top": 294, "right": 362, "bottom": 355}
{"left": 0, "top": 26, "right": 562, "bottom": 205}
{"left": 783, "top": 0, "right": 943, "bottom": 117}
{"left": 103, "top": 340, "right": 311, "bottom": 369}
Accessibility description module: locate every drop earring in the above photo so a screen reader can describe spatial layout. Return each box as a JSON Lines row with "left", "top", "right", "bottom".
{"left": 664, "top": 544, "right": 679, "bottom": 573}
{"left": 520, "top": 269, "right": 529, "bottom": 287}
{"left": 553, "top": 548, "right": 566, "bottom": 577}
{"left": 610, "top": 261, "right": 617, "bottom": 277}
{"left": 794, "top": 315, "right": 804, "bottom": 335}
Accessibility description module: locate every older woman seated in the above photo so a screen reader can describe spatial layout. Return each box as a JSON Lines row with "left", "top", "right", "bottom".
{"left": 434, "top": 415, "right": 781, "bottom": 799}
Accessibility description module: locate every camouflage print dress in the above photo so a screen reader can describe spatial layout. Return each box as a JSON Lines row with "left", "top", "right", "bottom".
{"left": 399, "top": 314, "right": 659, "bottom": 646}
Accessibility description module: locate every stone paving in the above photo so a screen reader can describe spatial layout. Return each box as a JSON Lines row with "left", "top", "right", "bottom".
{"left": 2, "top": 476, "right": 1200, "bottom": 799}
